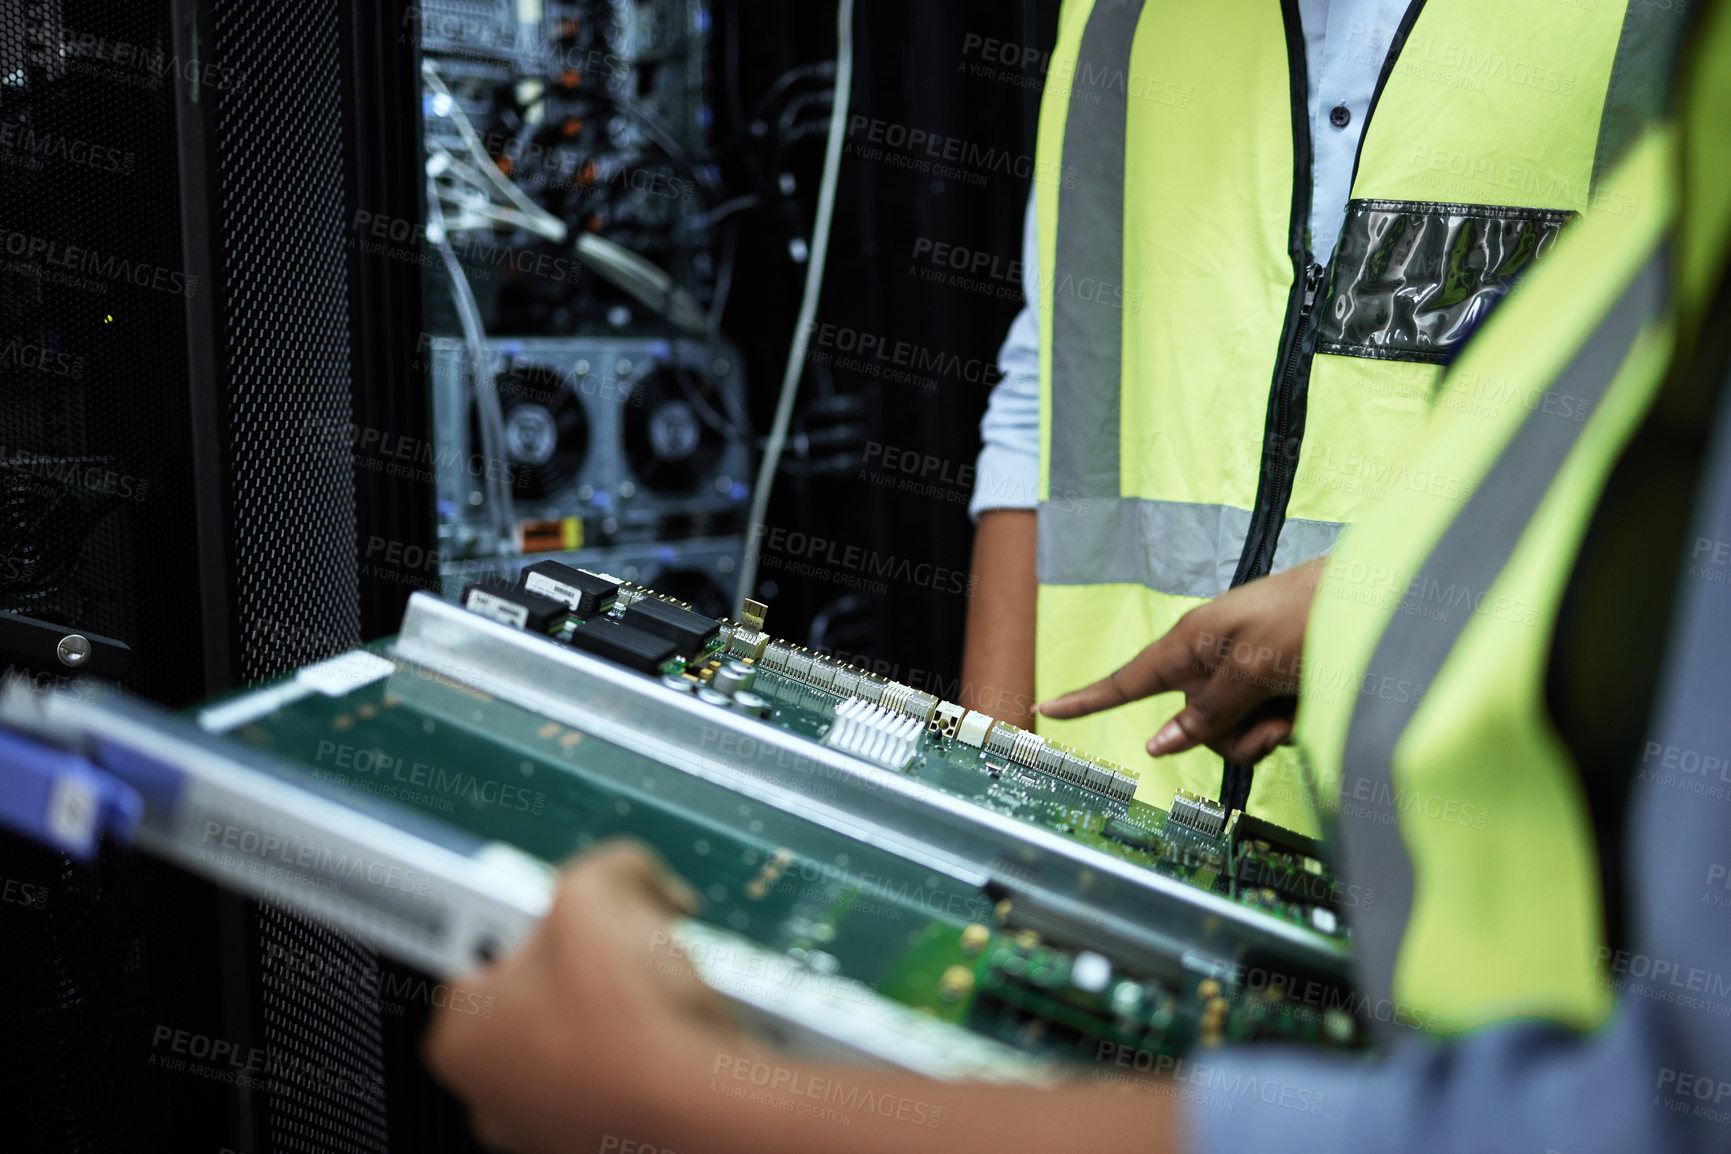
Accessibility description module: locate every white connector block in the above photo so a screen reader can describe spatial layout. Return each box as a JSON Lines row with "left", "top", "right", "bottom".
{"left": 956, "top": 710, "right": 996, "bottom": 748}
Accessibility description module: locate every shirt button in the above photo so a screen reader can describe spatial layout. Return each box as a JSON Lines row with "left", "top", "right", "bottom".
{"left": 1329, "top": 104, "right": 1352, "bottom": 129}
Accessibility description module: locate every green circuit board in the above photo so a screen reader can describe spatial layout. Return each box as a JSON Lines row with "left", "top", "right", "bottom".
{"left": 745, "top": 664, "right": 1342, "bottom": 941}
{"left": 210, "top": 586, "right": 1360, "bottom": 1065}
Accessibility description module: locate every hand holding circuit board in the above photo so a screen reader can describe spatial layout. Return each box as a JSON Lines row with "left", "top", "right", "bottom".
{"left": 426, "top": 841, "right": 1186, "bottom": 1154}
{"left": 425, "top": 840, "right": 756, "bottom": 1154}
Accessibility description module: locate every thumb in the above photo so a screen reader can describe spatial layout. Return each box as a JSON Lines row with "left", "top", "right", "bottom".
{"left": 574, "top": 839, "right": 701, "bottom": 917}
{"left": 1216, "top": 715, "right": 1295, "bottom": 765}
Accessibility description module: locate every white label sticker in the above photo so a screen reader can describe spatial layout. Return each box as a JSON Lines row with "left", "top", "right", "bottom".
{"left": 295, "top": 650, "right": 397, "bottom": 697}
{"left": 523, "top": 572, "right": 580, "bottom": 608}
{"left": 48, "top": 776, "right": 98, "bottom": 849}
{"left": 467, "top": 590, "right": 530, "bottom": 630}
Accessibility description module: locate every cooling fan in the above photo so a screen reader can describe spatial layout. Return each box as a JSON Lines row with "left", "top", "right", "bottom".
{"left": 623, "top": 366, "right": 731, "bottom": 493}
{"left": 0, "top": 458, "right": 126, "bottom": 604}
{"left": 473, "top": 362, "right": 591, "bottom": 502}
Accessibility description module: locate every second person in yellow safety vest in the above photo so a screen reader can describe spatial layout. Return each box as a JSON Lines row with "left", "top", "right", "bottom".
{"left": 962, "top": 0, "right": 1687, "bottom": 835}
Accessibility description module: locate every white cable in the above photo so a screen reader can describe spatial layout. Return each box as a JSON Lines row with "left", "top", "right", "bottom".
{"left": 424, "top": 71, "right": 716, "bottom": 336}
{"left": 440, "top": 196, "right": 565, "bottom": 238}
{"left": 427, "top": 154, "right": 568, "bottom": 243}
{"left": 574, "top": 234, "right": 708, "bottom": 333}
{"left": 437, "top": 156, "right": 568, "bottom": 232}
{"left": 429, "top": 146, "right": 708, "bottom": 331}
{"left": 427, "top": 171, "right": 515, "bottom": 552}
{"left": 423, "top": 62, "right": 569, "bottom": 243}
{"left": 734, "top": 0, "right": 854, "bottom": 615}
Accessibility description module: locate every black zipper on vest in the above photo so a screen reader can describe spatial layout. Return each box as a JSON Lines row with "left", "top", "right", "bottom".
{"left": 1220, "top": 1, "right": 1317, "bottom": 812}
{"left": 1221, "top": 0, "right": 1429, "bottom": 812}
{"left": 1232, "top": 260, "right": 1324, "bottom": 589}
{"left": 1229, "top": 0, "right": 1316, "bottom": 592}
{"left": 1230, "top": 0, "right": 1430, "bottom": 592}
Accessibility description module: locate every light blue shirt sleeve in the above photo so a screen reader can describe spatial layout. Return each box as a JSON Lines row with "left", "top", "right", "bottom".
{"left": 968, "top": 0, "right": 1404, "bottom": 523}
{"left": 969, "top": 193, "right": 1043, "bottom": 521}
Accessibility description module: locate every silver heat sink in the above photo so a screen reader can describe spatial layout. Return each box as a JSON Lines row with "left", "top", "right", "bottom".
{"left": 823, "top": 697, "right": 924, "bottom": 770}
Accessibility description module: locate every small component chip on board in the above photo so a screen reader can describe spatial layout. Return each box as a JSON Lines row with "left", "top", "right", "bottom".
{"left": 623, "top": 597, "right": 722, "bottom": 655}
{"left": 566, "top": 617, "right": 680, "bottom": 673}
{"left": 463, "top": 582, "right": 569, "bottom": 634}
{"left": 520, "top": 561, "right": 619, "bottom": 617}
{"left": 1103, "top": 817, "right": 1162, "bottom": 854}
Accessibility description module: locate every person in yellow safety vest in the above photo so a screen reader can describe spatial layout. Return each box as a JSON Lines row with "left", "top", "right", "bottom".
{"left": 961, "top": 0, "right": 1688, "bottom": 838}
{"left": 420, "top": 6, "right": 1731, "bottom": 1154}
{"left": 1042, "top": 0, "right": 1731, "bottom": 1126}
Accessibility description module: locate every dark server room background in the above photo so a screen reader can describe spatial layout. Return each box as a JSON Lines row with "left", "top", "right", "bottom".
{"left": 0, "top": 2, "right": 1061, "bottom": 1150}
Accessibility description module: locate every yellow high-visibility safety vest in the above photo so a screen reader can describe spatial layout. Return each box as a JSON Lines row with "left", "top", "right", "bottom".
{"left": 1297, "top": 0, "right": 1731, "bottom": 1036}
{"left": 1031, "top": 0, "right": 1678, "bottom": 834}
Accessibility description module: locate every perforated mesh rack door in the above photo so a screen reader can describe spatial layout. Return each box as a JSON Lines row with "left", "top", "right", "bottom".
{"left": 257, "top": 907, "right": 391, "bottom": 1154}
{"left": 4, "top": 0, "right": 432, "bottom": 1150}
{"left": 210, "top": 0, "right": 362, "bottom": 685}
{"left": 202, "top": 1, "right": 385, "bottom": 1150}
{"left": 0, "top": 0, "right": 207, "bottom": 704}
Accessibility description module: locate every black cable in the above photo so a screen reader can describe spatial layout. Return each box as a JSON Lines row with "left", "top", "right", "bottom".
{"left": 671, "top": 366, "right": 747, "bottom": 442}
{"left": 574, "top": 89, "right": 724, "bottom": 199}
{"left": 778, "top": 118, "right": 840, "bottom": 151}
{"left": 698, "top": 195, "right": 761, "bottom": 229}
{"left": 1220, "top": 760, "right": 1254, "bottom": 814}
{"left": 753, "top": 61, "right": 838, "bottom": 121}
{"left": 711, "top": 62, "right": 838, "bottom": 157}
{"left": 707, "top": 217, "right": 741, "bottom": 341}
{"left": 777, "top": 90, "right": 835, "bottom": 142}
{"left": 510, "top": 83, "right": 723, "bottom": 203}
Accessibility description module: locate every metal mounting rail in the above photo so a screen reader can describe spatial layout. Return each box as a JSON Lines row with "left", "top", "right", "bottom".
{"left": 0, "top": 678, "right": 1049, "bottom": 1081}
{"left": 392, "top": 593, "right": 1351, "bottom": 983}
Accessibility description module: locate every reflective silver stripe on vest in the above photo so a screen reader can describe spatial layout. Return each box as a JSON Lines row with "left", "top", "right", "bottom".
{"left": 1036, "top": 0, "right": 1340, "bottom": 598}
{"left": 1038, "top": 499, "right": 1344, "bottom": 598}
{"left": 1334, "top": 253, "right": 1664, "bottom": 1040}
{"left": 1046, "top": 0, "right": 1146, "bottom": 504}
{"left": 1593, "top": 0, "right": 1692, "bottom": 186}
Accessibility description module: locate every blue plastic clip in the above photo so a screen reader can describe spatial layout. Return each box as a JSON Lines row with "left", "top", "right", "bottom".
{"left": 0, "top": 726, "right": 144, "bottom": 860}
